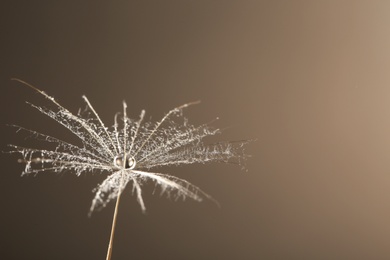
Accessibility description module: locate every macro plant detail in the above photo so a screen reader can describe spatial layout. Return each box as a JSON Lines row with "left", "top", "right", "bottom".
{"left": 8, "top": 79, "right": 250, "bottom": 259}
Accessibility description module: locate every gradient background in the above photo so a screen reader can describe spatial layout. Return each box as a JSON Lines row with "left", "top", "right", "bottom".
{"left": 2, "top": 1, "right": 390, "bottom": 259}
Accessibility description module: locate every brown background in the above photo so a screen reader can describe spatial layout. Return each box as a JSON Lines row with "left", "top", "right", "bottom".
{"left": 2, "top": 1, "right": 390, "bottom": 259}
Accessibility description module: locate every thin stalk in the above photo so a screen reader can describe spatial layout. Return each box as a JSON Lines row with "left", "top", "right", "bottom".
{"left": 106, "top": 172, "right": 125, "bottom": 260}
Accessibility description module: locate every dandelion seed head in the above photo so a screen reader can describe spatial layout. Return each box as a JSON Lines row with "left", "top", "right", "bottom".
{"left": 8, "top": 79, "right": 251, "bottom": 215}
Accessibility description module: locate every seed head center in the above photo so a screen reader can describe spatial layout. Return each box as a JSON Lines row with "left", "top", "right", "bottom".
{"left": 113, "top": 155, "right": 136, "bottom": 169}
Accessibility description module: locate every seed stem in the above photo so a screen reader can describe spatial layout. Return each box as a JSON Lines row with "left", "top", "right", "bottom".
{"left": 106, "top": 172, "right": 125, "bottom": 260}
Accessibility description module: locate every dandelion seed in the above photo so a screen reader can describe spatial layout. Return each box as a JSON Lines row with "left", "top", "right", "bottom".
{"left": 8, "top": 79, "right": 251, "bottom": 260}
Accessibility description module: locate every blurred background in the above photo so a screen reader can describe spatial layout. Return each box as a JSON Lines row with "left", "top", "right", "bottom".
{"left": 2, "top": 1, "right": 390, "bottom": 259}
